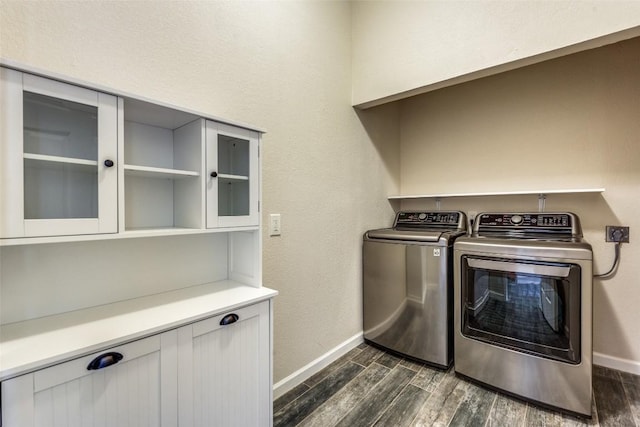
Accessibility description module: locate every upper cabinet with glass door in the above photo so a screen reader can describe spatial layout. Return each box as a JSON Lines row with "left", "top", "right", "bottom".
{"left": 0, "top": 68, "right": 118, "bottom": 238}
{"left": 206, "top": 121, "right": 259, "bottom": 228}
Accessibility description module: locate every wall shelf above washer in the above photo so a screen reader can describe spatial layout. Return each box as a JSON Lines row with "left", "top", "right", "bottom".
{"left": 388, "top": 188, "right": 605, "bottom": 200}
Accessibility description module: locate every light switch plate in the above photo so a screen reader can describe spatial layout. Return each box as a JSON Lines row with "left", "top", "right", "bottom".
{"left": 269, "top": 214, "right": 281, "bottom": 236}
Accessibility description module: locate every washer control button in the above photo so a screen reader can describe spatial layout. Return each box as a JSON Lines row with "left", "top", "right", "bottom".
{"left": 511, "top": 215, "right": 523, "bottom": 225}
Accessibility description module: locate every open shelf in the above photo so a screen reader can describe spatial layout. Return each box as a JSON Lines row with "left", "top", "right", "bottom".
{"left": 388, "top": 188, "right": 605, "bottom": 200}
{"left": 124, "top": 164, "right": 199, "bottom": 179}
{"left": 122, "top": 108, "right": 203, "bottom": 231}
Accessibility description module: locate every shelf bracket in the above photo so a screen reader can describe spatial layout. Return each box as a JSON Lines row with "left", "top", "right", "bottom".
{"left": 435, "top": 197, "right": 442, "bottom": 211}
{"left": 538, "top": 193, "right": 547, "bottom": 212}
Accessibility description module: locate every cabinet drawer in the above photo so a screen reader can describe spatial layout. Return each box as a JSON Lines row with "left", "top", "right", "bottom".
{"left": 1, "top": 331, "right": 177, "bottom": 427}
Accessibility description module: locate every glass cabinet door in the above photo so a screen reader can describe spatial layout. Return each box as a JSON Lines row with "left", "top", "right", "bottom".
{"left": 0, "top": 68, "right": 117, "bottom": 238}
{"left": 218, "top": 133, "right": 250, "bottom": 217}
{"left": 23, "top": 91, "right": 99, "bottom": 220}
{"left": 206, "top": 121, "right": 259, "bottom": 228}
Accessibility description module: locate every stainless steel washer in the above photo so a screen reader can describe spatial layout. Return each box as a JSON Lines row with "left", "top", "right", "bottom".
{"left": 363, "top": 211, "right": 467, "bottom": 368}
{"left": 454, "top": 212, "right": 593, "bottom": 417}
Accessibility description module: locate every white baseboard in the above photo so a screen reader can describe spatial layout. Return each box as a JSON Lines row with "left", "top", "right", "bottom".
{"left": 273, "top": 332, "right": 364, "bottom": 400}
{"left": 594, "top": 351, "right": 640, "bottom": 375}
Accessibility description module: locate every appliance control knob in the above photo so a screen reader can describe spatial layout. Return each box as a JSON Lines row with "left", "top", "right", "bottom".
{"left": 418, "top": 213, "right": 427, "bottom": 220}
{"left": 511, "top": 215, "right": 523, "bottom": 225}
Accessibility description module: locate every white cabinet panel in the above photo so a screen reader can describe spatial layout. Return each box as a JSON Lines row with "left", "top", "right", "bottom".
{"left": 178, "top": 301, "right": 271, "bottom": 427}
{"left": 1, "top": 332, "right": 177, "bottom": 427}
{"left": 33, "top": 352, "right": 160, "bottom": 427}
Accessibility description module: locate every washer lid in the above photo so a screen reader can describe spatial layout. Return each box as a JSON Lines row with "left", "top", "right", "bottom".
{"left": 366, "top": 229, "right": 443, "bottom": 242}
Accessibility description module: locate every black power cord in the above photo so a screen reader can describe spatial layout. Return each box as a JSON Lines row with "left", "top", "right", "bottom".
{"left": 594, "top": 241, "right": 622, "bottom": 279}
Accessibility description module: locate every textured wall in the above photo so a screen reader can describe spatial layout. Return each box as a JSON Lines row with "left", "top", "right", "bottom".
{"left": 352, "top": 0, "right": 640, "bottom": 107}
{"left": 0, "top": 1, "right": 397, "bottom": 382}
{"left": 399, "top": 37, "right": 640, "bottom": 367}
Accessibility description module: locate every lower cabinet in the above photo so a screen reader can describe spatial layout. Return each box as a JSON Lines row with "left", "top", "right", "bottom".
{"left": 0, "top": 301, "right": 271, "bottom": 427}
{"left": 177, "top": 301, "right": 271, "bottom": 426}
{"left": 1, "top": 333, "right": 177, "bottom": 427}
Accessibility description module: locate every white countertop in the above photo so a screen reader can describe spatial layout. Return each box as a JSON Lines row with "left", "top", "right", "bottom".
{"left": 0, "top": 280, "right": 278, "bottom": 381}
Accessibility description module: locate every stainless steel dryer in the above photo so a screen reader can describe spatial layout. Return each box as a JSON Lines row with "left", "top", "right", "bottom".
{"left": 363, "top": 211, "right": 467, "bottom": 368}
{"left": 454, "top": 212, "right": 593, "bottom": 417}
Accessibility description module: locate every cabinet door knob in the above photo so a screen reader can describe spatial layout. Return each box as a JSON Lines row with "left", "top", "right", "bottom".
{"left": 210, "top": 171, "right": 218, "bottom": 178}
{"left": 87, "top": 352, "right": 124, "bottom": 370}
{"left": 104, "top": 159, "right": 114, "bottom": 167}
{"left": 220, "top": 313, "right": 239, "bottom": 326}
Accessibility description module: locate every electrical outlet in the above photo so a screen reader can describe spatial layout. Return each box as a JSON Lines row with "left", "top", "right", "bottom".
{"left": 605, "top": 226, "right": 630, "bottom": 243}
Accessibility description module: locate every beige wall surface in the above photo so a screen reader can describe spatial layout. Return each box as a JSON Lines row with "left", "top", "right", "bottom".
{"left": 0, "top": 1, "right": 397, "bottom": 383}
{"left": 399, "top": 37, "right": 640, "bottom": 365}
{"left": 352, "top": 0, "right": 640, "bottom": 107}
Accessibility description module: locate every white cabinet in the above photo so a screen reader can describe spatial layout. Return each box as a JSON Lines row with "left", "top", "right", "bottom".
{"left": 177, "top": 301, "right": 271, "bottom": 427}
{"left": 1, "top": 332, "right": 178, "bottom": 427}
{"left": 0, "top": 64, "right": 271, "bottom": 426}
{"left": 1, "top": 65, "right": 264, "bottom": 244}
{"left": 0, "top": 299, "right": 273, "bottom": 427}
{"left": 0, "top": 68, "right": 118, "bottom": 238}
{"left": 206, "top": 121, "right": 260, "bottom": 228}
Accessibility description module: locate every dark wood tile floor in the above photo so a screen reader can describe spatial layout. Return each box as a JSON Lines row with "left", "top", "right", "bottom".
{"left": 274, "top": 343, "right": 640, "bottom": 427}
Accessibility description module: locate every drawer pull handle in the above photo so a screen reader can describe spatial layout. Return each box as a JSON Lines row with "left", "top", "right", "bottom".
{"left": 87, "top": 352, "right": 124, "bottom": 370}
{"left": 220, "top": 313, "right": 239, "bottom": 326}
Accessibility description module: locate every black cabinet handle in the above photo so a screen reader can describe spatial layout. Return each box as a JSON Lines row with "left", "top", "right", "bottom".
{"left": 104, "top": 159, "right": 114, "bottom": 167}
{"left": 210, "top": 171, "right": 218, "bottom": 178}
{"left": 87, "top": 352, "right": 123, "bottom": 370}
{"left": 220, "top": 313, "right": 239, "bottom": 326}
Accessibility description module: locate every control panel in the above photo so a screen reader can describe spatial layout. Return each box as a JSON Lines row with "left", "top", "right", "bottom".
{"left": 474, "top": 212, "right": 580, "bottom": 236}
{"left": 476, "top": 213, "right": 571, "bottom": 228}
{"left": 394, "top": 211, "right": 465, "bottom": 229}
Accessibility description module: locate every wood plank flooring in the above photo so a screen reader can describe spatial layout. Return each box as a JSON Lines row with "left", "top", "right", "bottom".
{"left": 274, "top": 343, "right": 640, "bottom": 427}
